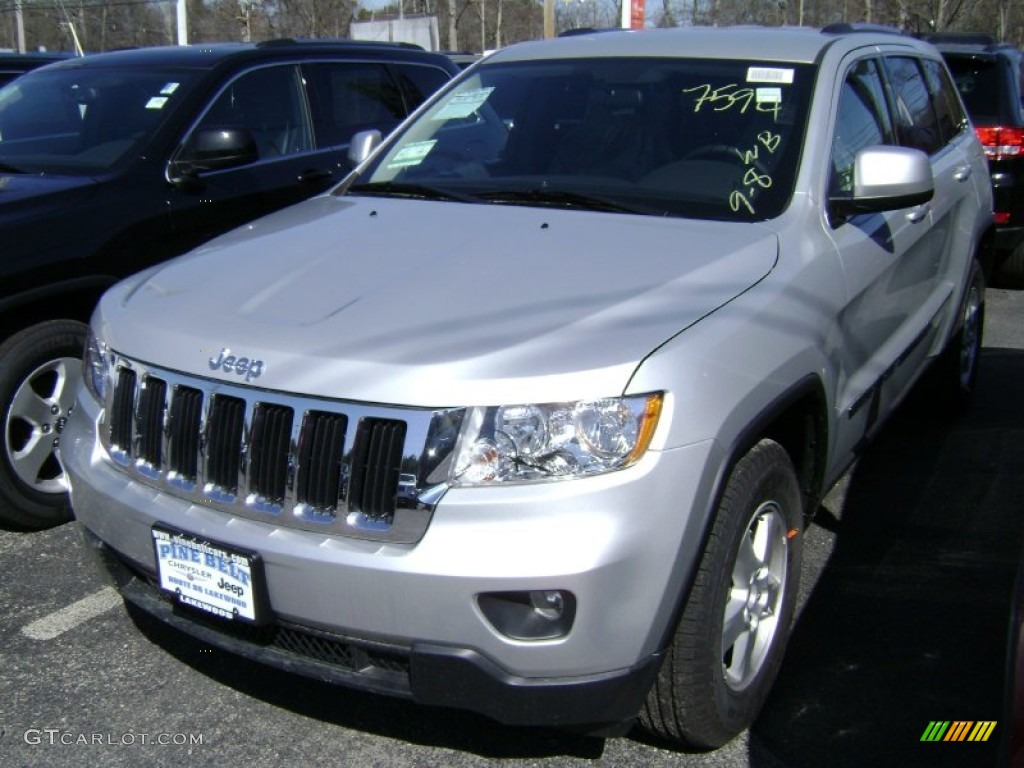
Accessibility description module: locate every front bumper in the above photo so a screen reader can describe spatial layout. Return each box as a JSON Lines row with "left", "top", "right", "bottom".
{"left": 81, "top": 525, "right": 662, "bottom": 726}
{"left": 65, "top": 387, "right": 719, "bottom": 727}
{"left": 994, "top": 225, "right": 1024, "bottom": 256}
{"left": 992, "top": 166, "right": 1024, "bottom": 255}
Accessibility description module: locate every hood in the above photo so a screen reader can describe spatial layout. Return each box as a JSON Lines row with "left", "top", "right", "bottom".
{"left": 98, "top": 195, "right": 778, "bottom": 406}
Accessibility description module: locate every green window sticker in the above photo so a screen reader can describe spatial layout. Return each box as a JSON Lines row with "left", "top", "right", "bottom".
{"left": 433, "top": 88, "right": 494, "bottom": 120}
{"left": 387, "top": 140, "right": 438, "bottom": 169}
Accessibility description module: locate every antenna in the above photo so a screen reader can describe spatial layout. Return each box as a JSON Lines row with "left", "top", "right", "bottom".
{"left": 52, "top": 0, "right": 85, "bottom": 56}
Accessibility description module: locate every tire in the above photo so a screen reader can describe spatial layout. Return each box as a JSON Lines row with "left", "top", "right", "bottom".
{"left": 0, "top": 320, "right": 89, "bottom": 529}
{"left": 639, "top": 439, "right": 803, "bottom": 748}
{"left": 927, "top": 258, "right": 985, "bottom": 413}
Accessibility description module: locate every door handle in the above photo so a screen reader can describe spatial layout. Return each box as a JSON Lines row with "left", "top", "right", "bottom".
{"left": 906, "top": 203, "right": 930, "bottom": 223}
{"left": 298, "top": 168, "right": 332, "bottom": 184}
{"left": 953, "top": 165, "right": 972, "bottom": 182}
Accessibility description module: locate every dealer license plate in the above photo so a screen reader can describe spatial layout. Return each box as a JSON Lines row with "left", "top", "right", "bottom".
{"left": 151, "top": 526, "right": 266, "bottom": 624}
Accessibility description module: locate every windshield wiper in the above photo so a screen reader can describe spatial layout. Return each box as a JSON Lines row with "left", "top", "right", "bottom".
{"left": 472, "top": 188, "right": 642, "bottom": 213}
{"left": 347, "top": 181, "right": 477, "bottom": 203}
{"left": 0, "top": 161, "right": 25, "bottom": 174}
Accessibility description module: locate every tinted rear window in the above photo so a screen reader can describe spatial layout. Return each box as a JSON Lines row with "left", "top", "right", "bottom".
{"left": 943, "top": 56, "right": 1004, "bottom": 124}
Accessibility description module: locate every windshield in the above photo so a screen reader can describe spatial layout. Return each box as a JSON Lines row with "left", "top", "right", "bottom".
{"left": 352, "top": 57, "right": 814, "bottom": 221}
{"left": 0, "top": 67, "right": 198, "bottom": 174}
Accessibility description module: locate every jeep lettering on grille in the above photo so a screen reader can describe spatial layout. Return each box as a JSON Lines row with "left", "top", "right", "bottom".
{"left": 209, "top": 348, "right": 264, "bottom": 382}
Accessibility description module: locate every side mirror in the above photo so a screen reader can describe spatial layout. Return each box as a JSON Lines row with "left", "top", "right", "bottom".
{"left": 347, "top": 129, "right": 382, "bottom": 167}
{"left": 170, "top": 127, "right": 259, "bottom": 181}
{"left": 829, "top": 145, "right": 934, "bottom": 220}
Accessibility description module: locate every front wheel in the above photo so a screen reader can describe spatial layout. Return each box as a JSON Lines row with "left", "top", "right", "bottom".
{"left": 0, "top": 320, "right": 88, "bottom": 529}
{"left": 639, "top": 439, "right": 803, "bottom": 748}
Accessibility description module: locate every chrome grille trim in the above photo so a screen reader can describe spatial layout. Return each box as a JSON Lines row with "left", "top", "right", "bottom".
{"left": 100, "top": 354, "right": 450, "bottom": 544}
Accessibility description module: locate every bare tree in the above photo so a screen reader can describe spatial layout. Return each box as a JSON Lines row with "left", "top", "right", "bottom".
{"left": 4, "top": 0, "right": 1020, "bottom": 59}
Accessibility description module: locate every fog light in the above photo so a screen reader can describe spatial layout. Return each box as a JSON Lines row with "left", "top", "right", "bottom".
{"left": 530, "top": 590, "right": 565, "bottom": 620}
{"left": 477, "top": 590, "right": 577, "bottom": 641}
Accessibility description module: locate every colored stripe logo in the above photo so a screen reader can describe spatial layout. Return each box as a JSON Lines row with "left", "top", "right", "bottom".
{"left": 920, "top": 721, "right": 997, "bottom": 742}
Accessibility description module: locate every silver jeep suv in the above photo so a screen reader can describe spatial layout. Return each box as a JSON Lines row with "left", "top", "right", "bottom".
{"left": 65, "top": 25, "right": 992, "bottom": 748}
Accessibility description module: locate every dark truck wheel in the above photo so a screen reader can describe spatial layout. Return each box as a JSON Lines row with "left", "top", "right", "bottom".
{"left": 640, "top": 439, "right": 803, "bottom": 748}
{"left": 0, "top": 320, "right": 88, "bottom": 528}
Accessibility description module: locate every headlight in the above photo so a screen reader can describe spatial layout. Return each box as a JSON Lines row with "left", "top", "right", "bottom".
{"left": 83, "top": 330, "right": 108, "bottom": 402}
{"left": 450, "top": 393, "right": 663, "bottom": 486}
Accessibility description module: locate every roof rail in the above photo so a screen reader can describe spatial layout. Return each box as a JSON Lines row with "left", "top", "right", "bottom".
{"left": 256, "top": 37, "right": 424, "bottom": 50}
{"left": 920, "top": 32, "right": 997, "bottom": 46}
{"left": 558, "top": 27, "right": 621, "bottom": 37}
{"left": 821, "top": 22, "right": 907, "bottom": 36}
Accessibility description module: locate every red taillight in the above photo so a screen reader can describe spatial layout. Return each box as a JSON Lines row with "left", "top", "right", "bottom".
{"left": 975, "top": 125, "right": 1024, "bottom": 161}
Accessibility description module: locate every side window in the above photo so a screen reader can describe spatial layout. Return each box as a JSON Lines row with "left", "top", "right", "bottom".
{"left": 830, "top": 58, "right": 893, "bottom": 195}
{"left": 920, "top": 57, "right": 966, "bottom": 144}
{"left": 392, "top": 64, "right": 451, "bottom": 112}
{"left": 884, "top": 56, "right": 943, "bottom": 155}
{"left": 180, "top": 65, "right": 311, "bottom": 165}
{"left": 302, "top": 63, "right": 406, "bottom": 149}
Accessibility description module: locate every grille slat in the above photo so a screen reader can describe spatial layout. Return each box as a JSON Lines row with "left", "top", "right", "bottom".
{"left": 109, "top": 368, "right": 137, "bottom": 452}
{"left": 349, "top": 419, "right": 406, "bottom": 520}
{"left": 249, "top": 404, "right": 293, "bottom": 503}
{"left": 205, "top": 395, "right": 245, "bottom": 494}
{"left": 297, "top": 411, "right": 347, "bottom": 511}
{"left": 137, "top": 377, "right": 167, "bottom": 467}
{"left": 169, "top": 386, "right": 203, "bottom": 482}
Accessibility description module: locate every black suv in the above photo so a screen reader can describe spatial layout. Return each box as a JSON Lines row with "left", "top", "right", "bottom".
{"left": 0, "top": 51, "right": 69, "bottom": 87}
{"left": 928, "top": 34, "right": 1024, "bottom": 282}
{"left": 0, "top": 41, "right": 458, "bottom": 528}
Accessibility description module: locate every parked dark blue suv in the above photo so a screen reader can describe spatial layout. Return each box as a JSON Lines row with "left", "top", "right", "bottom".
{"left": 0, "top": 41, "right": 458, "bottom": 528}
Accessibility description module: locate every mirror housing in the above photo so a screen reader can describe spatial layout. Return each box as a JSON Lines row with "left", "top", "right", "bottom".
{"left": 347, "top": 129, "right": 383, "bottom": 167}
{"left": 170, "top": 127, "right": 259, "bottom": 181}
{"left": 829, "top": 145, "right": 934, "bottom": 220}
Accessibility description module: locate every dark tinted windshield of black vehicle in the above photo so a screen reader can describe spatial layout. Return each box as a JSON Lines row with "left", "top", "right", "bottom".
{"left": 358, "top": 57, "right": 814, "bottom": 221}
{"left": 0, "top": 67, "right": 198, "bottom": 173}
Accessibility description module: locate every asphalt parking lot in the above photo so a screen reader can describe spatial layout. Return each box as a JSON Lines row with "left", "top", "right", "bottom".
{"left": 1, "top": 287, "right": 1022, "bottom": 768}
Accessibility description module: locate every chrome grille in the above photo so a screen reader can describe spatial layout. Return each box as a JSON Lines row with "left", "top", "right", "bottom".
{"left": 101, "top": 356, "right": 446, "bottom": 543}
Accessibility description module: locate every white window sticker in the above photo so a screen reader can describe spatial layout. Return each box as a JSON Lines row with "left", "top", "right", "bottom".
{"left": 756, "top": 87, "right": 782, "bottom": 104}
{"left": 747, "top": 67, "right": 795, "bottom": 85}
{"left": 433, "top": 88, "right": 494, "bottom": 120}
{"left": 160, "top": 82, "right": 180, "bottom": 95}
{"left": 145, "top": 96, "right": 169, "bottom": 110}
{"left": 386, "top": 140, "right": 438, "bottom": 169}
